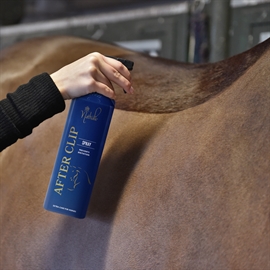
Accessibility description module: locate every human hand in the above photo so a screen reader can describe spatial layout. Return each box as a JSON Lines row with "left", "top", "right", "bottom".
{"left": 50, "top": 52, "right": 134, "bottom": 100}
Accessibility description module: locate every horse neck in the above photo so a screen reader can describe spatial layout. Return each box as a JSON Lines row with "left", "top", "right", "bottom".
{"left": 115, "top": 38, "right": 270, "bottom": 113}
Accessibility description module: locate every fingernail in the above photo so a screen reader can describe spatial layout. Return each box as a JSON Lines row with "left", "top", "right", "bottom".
{"left": 130, "top": 86, "right": 135, "bottom": 94}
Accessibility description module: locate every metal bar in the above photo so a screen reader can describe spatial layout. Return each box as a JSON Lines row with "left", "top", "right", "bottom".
{"left": 231, "top": 0, "right": 270, "bottom": 8}
{"left": 0, "top": 2, "right": 188, "bottom": 37}
{"left": 209, "top": 0, "right": 231, "bottom": 62}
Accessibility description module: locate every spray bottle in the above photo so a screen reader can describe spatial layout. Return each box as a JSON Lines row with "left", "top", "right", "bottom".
{"left": 44, "top": 57, "right": 134, "bottom": 218}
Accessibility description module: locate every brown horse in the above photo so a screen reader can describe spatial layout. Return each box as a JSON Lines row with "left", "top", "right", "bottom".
{"left": 0, "top": 36, "right": 269, "bottom": 270}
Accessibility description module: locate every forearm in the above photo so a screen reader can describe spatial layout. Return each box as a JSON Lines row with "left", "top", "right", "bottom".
{"left": 0, "top": 73, "right": 65, "bottom": 152}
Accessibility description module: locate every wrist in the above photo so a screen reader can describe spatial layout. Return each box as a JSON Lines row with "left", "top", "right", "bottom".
{"left": 50, "top": 72, "right": 69, "bottom": 100}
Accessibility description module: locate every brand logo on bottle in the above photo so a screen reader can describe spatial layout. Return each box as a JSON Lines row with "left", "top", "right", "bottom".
{"left": 67, "top": 166, "right": 91, "bottom": 192}
{"left": 81, "top": 106, "right": 102, "bottom": 123}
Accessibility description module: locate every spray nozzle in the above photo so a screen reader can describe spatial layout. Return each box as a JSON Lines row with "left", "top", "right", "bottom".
{"left": 107, "top": 56, "right": 134, "bottom": 71}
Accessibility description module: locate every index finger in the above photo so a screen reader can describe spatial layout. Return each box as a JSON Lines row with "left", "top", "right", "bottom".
{"left": 104, "top": 56, "right": 132, "bottom": 80}
{"left": 100, "top": 56, "right": 134, "bottom": 94}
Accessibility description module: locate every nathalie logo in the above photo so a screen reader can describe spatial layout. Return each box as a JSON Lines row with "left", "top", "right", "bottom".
{"left": 81, "top": 106, "right": 102, "bottom": 123}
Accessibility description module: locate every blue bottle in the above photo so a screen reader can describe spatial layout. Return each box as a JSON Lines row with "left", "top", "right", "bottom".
{"left": 44, "top": 57, "right": 134, "bottom": 219}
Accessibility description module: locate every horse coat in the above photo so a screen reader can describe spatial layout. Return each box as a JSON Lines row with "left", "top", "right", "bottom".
{"left": 0, "top": 36, "right": 269, "bottom": 270}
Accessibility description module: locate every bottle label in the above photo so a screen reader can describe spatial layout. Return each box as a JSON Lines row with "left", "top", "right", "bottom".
{"left": 44, "top": 94, "right": 114, "bottom": 218}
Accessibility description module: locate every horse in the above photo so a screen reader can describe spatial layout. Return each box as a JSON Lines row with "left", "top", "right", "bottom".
{"left": 0, "top": 35, "right": 269, "bottom": 269}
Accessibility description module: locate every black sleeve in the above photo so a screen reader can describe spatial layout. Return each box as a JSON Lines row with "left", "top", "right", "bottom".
{"left": 0, "top": 73, "right": 65, "bottom": 152}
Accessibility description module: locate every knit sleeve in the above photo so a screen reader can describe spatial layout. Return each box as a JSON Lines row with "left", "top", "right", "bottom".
{"left": 0, "top": 73, "right": 65, "bottom": 152}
